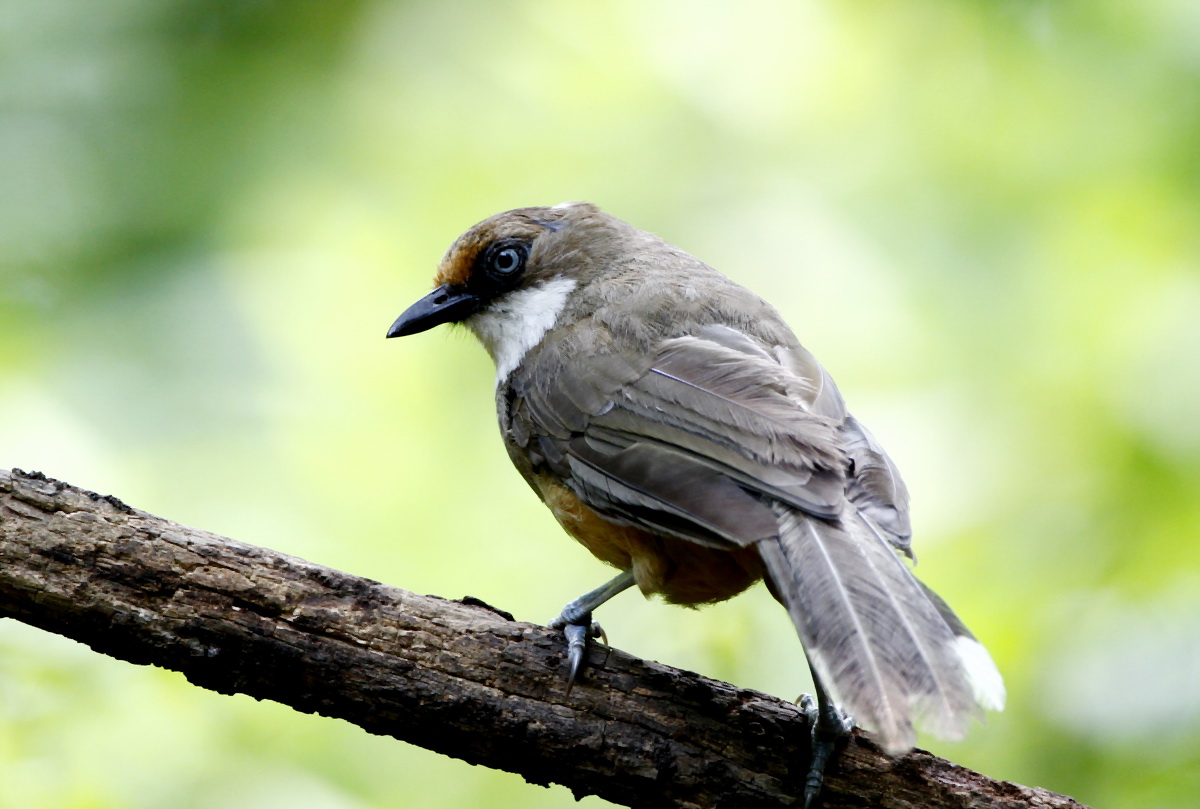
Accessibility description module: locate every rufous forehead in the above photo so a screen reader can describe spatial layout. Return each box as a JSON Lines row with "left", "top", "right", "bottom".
{"left": 432, "top": 209, "right": 568, "bottom": 287}
{"left": 433, "top": 230, "right": 491, "bottom": 288}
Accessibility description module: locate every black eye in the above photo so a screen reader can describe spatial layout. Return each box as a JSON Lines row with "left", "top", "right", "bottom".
{"left": 490, "top": 246, "right": 524, "bottom": 276}
{"left": 480, "top": 241, "right": 528, "bottom": 288}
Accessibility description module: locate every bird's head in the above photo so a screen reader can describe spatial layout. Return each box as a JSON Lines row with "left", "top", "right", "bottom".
{"left": 387, "top": 202, "right": 641, "bottom": 337}
{"left": 387, "top": 202, "right": 648, "bottom": 379}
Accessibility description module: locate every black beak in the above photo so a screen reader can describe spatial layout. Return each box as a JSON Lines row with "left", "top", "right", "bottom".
{"left": 386, "top": 284, "right": 480, "bottom": 338}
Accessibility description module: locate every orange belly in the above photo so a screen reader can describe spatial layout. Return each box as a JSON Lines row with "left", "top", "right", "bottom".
{"left": 538, "top": 478, "right": 764, "bottom": 606}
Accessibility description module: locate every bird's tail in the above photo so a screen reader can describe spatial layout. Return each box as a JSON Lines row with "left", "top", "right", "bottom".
{"left": 757, "top": 503, "right": 1004, "bottom": 754}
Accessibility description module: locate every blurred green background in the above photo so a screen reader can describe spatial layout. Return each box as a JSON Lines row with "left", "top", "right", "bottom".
{"left": 2, "top": 1, "right": 1198, "bottom": 807}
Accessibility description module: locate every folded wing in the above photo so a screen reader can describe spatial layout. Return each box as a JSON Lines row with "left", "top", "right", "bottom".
{"left": 508, "top": 320, "right": 1002, "bottom": 751}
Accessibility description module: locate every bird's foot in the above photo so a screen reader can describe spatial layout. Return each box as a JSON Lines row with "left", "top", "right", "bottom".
{"left": 549, "top": 605, "right": 605, "bottom": 693}
{"left": 548, "top": 571, "right": 633, "bottom": 693}
{"left": 798, "top": 694, "right": 854, "bottom": 809}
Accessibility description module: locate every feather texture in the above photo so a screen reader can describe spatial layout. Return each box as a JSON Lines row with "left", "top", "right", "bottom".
{"left": 760, "top": 502, "right": 984, "bottom": 753}
{"left": 495, "top": 272, "right": 1001, "bottom": 753}
{"left": 401, "top": 203, "right": 1002, "bottom": 761}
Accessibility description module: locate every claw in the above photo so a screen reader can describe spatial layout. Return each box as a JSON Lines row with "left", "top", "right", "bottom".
{"left": 561, "top": 619, "right": 604, "bottom": 694}
{"left": 563, "top": 620, "right": 590, "bottom": 694}
{"left": 799, "top": 694, "right": 853, "bottom": 809}
{"left": 549, "top": 571, "right": 636, "bottom": 694}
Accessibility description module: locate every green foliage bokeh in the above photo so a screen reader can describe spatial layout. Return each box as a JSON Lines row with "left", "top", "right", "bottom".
{"left": 2, "top": 2, "right": 1198, "bottom": 807}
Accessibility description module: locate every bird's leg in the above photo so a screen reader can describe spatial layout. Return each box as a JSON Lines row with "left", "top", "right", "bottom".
{"left": 799, "top": 662, "right": 855, "bottom": 809}
{"left": 548, "top": 569, "right": 635, "bottom": 692}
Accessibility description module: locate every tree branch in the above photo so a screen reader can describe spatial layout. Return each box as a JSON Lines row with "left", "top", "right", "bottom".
{"left": 0, "top": 468, "right": 1085, "bottom": 809}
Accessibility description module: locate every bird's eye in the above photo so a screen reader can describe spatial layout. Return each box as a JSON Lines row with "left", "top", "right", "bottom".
{"left": 490, "top": 246, "right": 524, "bottom": 276}
{"left": 481, "top": 241, "right": 528, "bottom": 287}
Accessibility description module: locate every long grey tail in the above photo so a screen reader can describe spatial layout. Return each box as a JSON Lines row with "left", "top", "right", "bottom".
{"left": 757, "top": 503, "right": 1005, "bottom": 754}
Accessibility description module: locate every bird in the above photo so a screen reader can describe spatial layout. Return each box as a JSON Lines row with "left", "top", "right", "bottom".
{"left": 386, "top": 202, "right": 1005, "bottom": 807}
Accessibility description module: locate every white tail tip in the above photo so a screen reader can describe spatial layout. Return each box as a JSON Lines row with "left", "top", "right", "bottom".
{"left": 954, "top": 636, "right": 1006, "bottom": 712}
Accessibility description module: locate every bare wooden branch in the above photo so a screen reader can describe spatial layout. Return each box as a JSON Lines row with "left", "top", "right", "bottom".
{"left": 0, "top": 467, "right": 1086, "bottom": 809}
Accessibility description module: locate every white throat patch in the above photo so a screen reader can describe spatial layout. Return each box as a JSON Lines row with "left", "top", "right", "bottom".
{"left": 465, "top": 277, "right": 577, "bottom": 385}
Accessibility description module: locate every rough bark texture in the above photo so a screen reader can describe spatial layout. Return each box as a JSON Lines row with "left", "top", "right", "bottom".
{"left": 0, "top": 468, "right": 1086, "bottom": 809}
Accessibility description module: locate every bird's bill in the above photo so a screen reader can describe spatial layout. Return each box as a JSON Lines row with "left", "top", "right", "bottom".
{"left": 386, "top": 284, "right": 479, "bottom": 337}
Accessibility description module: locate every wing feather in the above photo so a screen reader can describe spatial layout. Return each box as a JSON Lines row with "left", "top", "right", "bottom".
{"left": 505, "top": 319, "right": 998, "bottom": 752}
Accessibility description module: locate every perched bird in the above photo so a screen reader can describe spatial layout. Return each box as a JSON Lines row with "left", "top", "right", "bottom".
{"left": 387, "top": 202, "right": 1004, "bottom": 806}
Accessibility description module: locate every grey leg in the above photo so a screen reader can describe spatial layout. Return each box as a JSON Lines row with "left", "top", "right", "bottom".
{"left": 548, "top": 570, "right": 635, "bottom": 692}
{"left": 799, "top": 662, "right": 855, "bottom": 809}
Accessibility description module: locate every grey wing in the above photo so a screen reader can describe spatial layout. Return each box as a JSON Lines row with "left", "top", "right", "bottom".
{"left": 509, "top": 321, "right": 1000, "bottom": 752}
{"left": 766, "top": 343, "right": 1000, "bottom": 748}
{"left": 509, "top": 323, "right": 847, "bottom": 549}
{"left": 776, "top": 342, "right": 913, "bottom": 557}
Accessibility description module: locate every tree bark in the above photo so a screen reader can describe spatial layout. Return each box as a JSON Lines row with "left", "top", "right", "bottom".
{"left": 0, "top": 467, "right": 1085, "bottom": 809}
